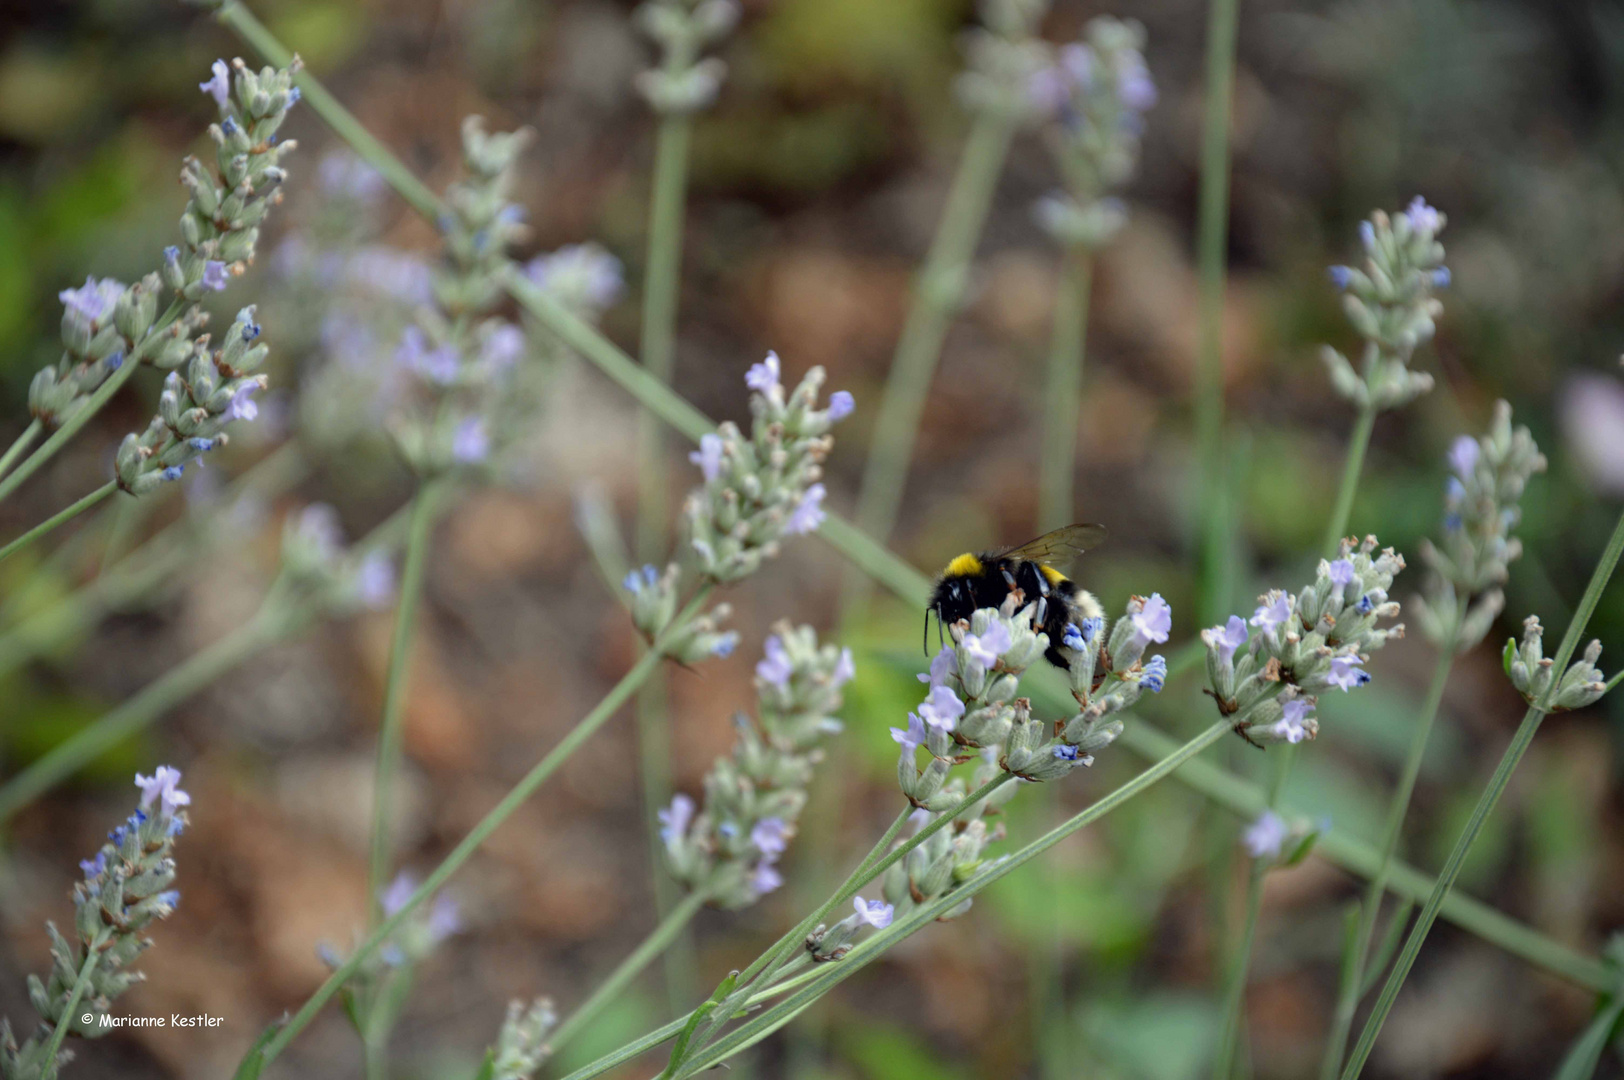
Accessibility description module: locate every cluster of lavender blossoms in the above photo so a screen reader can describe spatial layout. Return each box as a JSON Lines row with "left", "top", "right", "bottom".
{"left": 0, "top": 770, "right": 189, "bottom": 1080}
{"left": 660, "top": 625, "right": 855, "bottom": 908}
{"left": 1413, "top": 402, "right": 1548, "bottom": 651}
{"left": 877, "top": 591, "right": 1170, "bottom": 932}
{"left": 1323, "top": 198, "right": 1449, "bottom": 411}
{"left": 34, "top": 60, "right": 300, "bottom": 429}
{"left": 956, "top": 0, "right": 1056, "bottom": 123}
{"left": 634, "top": 0, "right": 740, "bottom": 113}
{"left": 113, "top": 307, "right": 268, "bottom": 494}
{"left": 1029, "top": 16, "right": 1156, "bottom": 249}
{"left": 684, "top": 354, "right": 853, "bottom": 583}
{"left": 898, "top": 591, "right": 1169, "bottom": 804}
{"left": 484, "top": 997, "right": 559, "bottom": 1080}
{"left": 390, "top": 118, "right": 533, "bottom": 475}
{"left": 1204, "top": 537, "right": 1405, "bottom": 745}
{"left": 1504, "top": 618, "right": 1615, "bottom": 713}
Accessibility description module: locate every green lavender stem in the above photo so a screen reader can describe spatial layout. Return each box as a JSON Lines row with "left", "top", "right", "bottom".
{"left": 1322, "top": 403, "right": 1377, "bottom": 558}
{"left": 1212, "top": 862, "right": 1264, "bottom": 1080}
{"left": 847, "top": 113, "right": 1016, "bottom": 575}
{"left": 206, "top": 14, "right": 1615, "bottom": 999}
{"left": 635, "top": 109, "right": 696, "bottom": 1015}
{"left": 0, "top": 300, "right": 184, "bottom": 507}
{"left": 250, "top": 589, "right": 714, "bottom": 1070}
{"left": 0, "top": 596, "right": 292, "bottom": 823}
{"left": 1319, "top": 633, "right": 1457, "bottom": 1080}
{"left": 557, "top": 964, "right": 830, "bottom": 1080}
{"left": 1038, "top": 249, "right": 1093, "bottom": 533}
{"left": 0, "top": 482, "right": 118, "bottom": 564}
{"left": 1342, "top": 506, "right": 1624, "bottom": 1079}
{"left": 368, "top": 479, "right": 446, "bottom": 917}
{"left": 1193, "top": 0, "right": 1240, "bottom": 623}
{"left": 0, "top": 419, "right": 42, "bottom": 481}
{"left": 549, "top": 887, "right": 711, "bottom": 1055}
{"left": 39, "top": 932, "right": 107, "bottom": 1079}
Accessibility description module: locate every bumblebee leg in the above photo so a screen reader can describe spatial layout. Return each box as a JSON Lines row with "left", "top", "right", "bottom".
{"left": 1034, "top": 597, "right": 1048, "bottom": 629}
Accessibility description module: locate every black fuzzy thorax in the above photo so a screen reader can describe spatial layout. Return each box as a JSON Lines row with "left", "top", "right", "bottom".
{"left": 929, "top": 555, "right": 1084, "bottom": 670}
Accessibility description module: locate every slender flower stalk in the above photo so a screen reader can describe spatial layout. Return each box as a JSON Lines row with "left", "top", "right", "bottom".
{"left": 1341, "top": 506, "right": 1624, "bottom": 1078}
{"left": 0, "top": 483, "right": 116, "bottom": 565}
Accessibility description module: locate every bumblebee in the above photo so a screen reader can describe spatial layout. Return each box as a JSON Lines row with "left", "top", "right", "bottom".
{"left": 927, "top": 523, "right": 1108, "bottom": 670}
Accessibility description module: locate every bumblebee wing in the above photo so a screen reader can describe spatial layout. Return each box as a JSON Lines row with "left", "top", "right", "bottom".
{"left": 997, "top": 523, "right": 1108, "bottom": 564}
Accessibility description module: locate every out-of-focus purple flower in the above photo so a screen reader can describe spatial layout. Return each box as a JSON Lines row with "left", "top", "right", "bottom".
{"left": 60, "top": 277, "right": 126, "bottom": 324}
{"left": 319, "top": 153, "right": 386, "bottom": 202}
{"left": 890, "top": 712, "right": 926, "bottom": 751}
{"left": 1061, "top": 42, "right": 1094, "bottom": 87}
{"left": 80, "top": 852, "right": 107, "bottom": 880}
{"left": 396, "top": 326, "right": 461, "bottom": 384}
{"left": 1243, "top": 810, "right": 1289, "bottom": 859}
{"left": 298, "top": 503, "right": 345, "bottom": 558}
{"left": 827, "top": 391, "right": 855, "bottom": 422}
{"left": 756, "top": 635, "right": 794, "bottom": 687}
{"left": 1327, "top": 559, "right": 1356, "bottom": 587}
{"left": 1325, "top": 654, "right": 1370, "bottom": 691}
{"left": 1448, "top": 435, "right": 1480, "bottom": 480}
{"left": 525, "top": 243, "right": 625, "bottom": 311}
{"left": 1404, "top": 196, "right": 1443, "bottom": 236}
{"left": 852, "top": 896, "right": 893, "bottom": 929}
{"left": 1128, "top": 594, "right": 1172, "bottom": 651}
{"left": 162, "top": 465, "right": 185, "bottom": 482}
{"left": 481, "top": 324, "right": 526, "bottom": 372}
{"left": 380, "top": 871, "right": 416, "bottom": 917}
{"left": 1561, "top": 373, "right": 1624, "bottom": 496}
{"left": 347, "top": 248, "right": 435, "bottom": 304}
{"left": 135, "top": 766, "right": 190, "bottom": 814}
{"left": 962, "top": 621, "right": 1012, "bottom": 668}
{"left": 426, "top": 894, "right": 461, "bottom": 943}
{"left": 786, "top": 483, "right": 826, "bottom": 535}
{"left": 833, "top": 647, "right": 856, "bottom": 688}
{"left": 748, "top": 860, "right": 783, "bottom": 896}
{"left": 712, "top": 635, "right": 738, "bottom": 658}
{"left": 201, "top": 261, "right": 230, "bottom": 292}
{"left": 1432, "top": 267, "right": 1451, "bottom": 288}
{"left": 1053, "top": 743, "right": 1083, "bottom": 761}
{"left": 917, "top": 684, "right": 964, "bottom": 732}
{"left": 689, "top": 433, "right": 725, "bottom": 482}
{"left": 1359, "top": 221, "right": 1376, "bottom": 251}
{"left": 200, "top": 59, "right": 231, "bottom": 110}
{"left": 751, "top": 818, "right": 790, "bottom": 858}
{"left": 356, "top": 552, "right": 396, "bottom": 609}
{"left": 227, "top": 383, "right": 261, "bottom": 422}
{"left": 745, "top": 351, "right": 781, "bottom": 393}
{"left": 452, "top": 417, "right": 490, "bottom": 464}
{"left": 658, "top": 794, "right": 695, "bottom": 846}
{"left": 1328, "top": 265, "right": 1353, "bottom": 290}
{"left": 1027, "top": 65, "right": 1069, "bottom": 114}
{"left": 1119, "top": 63, "right": 1157, "bottom": 111}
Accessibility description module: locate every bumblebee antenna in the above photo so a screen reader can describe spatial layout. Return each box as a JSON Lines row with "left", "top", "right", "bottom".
{"left": 922, "top": 607, "right": 930, "bottom": 656}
